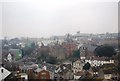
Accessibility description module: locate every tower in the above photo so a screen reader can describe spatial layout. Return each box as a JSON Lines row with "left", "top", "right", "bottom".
{"left": 80, "top": 47, "right": 87, "bottom": 60}
{"left": 7, "top": 53, "right": 12, "bottom": 62}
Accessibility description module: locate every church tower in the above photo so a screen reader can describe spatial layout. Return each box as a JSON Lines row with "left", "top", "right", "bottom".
{"left": 80, "top": 46, "right": 87, "bottom": 60}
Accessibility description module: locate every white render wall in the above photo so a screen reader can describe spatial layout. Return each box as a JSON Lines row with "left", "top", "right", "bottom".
{"left": 74, "top": 75, "right": 81, "bottom": 79}
{"left": 21, "top": 74, "right": 28, "bottom": 80}
{"left": 85, "top": 59, "right": 114, "bottom": 66}
{"left": 73, "top": 61, "right": 84, "bottom": 73}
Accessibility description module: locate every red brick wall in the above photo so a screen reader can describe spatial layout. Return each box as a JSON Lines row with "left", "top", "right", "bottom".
{"left": 37, "top": 70, "right": 50, "bottom": 80}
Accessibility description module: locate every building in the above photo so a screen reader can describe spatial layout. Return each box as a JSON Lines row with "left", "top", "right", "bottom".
{"left": 55, "top": 64, "right": 73, "bottom": 79}
{"left": 62, "top": 41, "right": 78, "bottom": 57}
{"left": 90, "top": 66, "right": 100, "bottom": 77}
{"left": 37, "top": 70, "right": 50, "bottom": 79}
{"left": 72, "top": 60, "right": 84, "bottom": 73}
{"left": 103, "top": 70, "right": 113, "bottom": 80}
{"left": 79, "top": 44, "right": 115, "bottom": 67}
{"left": 74, "top": 71, "right": 85, "bottom": 79}
{"left": 9, "top": 49, "right": 22, "bottom": 61}
{"left": 80, "top": 44, "right": 96, "bottom": 60}
{"left": 49, "top": 44, "right": 66, "bottom": 60}
{"left": 85, "top": 58, "right": 114, "bottom": 67}
{"left": 27, "top": 68, "right": 35, "bottom": 79}
{"left": 19, "top": 73, "right": 28, "bottom": 80}
{"left": 35, "top": 65, "right": 55, "bottom": 80}
{"left": 7, "top": 53, "right": 12, "bottom": 62}
{"left": 80, "top": 46, "right": 87, "bottom": 60}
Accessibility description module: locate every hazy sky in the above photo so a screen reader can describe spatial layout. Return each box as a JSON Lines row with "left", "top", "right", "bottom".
{"left": 1, "top": 0, "right": 119, "bottom": 38}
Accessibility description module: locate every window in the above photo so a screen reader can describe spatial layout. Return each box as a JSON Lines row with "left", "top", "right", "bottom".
{"left": 1, "top": 69, "right": 3, "bottom": 73}
{"left": 41, "top": 72, "right": 46, "bottom": 75}
{"left": 41, "top": 76, "right": 46, "bottom": 79}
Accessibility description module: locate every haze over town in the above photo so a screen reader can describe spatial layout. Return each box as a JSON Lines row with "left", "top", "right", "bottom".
{"left": 1, "top": 0, "right": 118, "bottom": 38}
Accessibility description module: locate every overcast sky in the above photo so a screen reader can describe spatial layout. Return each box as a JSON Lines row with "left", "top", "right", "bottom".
{"left": 1, "top": 0, "right": 119, "bottom": 38}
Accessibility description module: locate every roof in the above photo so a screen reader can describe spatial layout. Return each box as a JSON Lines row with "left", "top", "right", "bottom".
{"left": 74, "top": 71, "right": 84, "bottom": 76}
{"left": 80, "top": 44, "right": 97, "bottom": 52}
{"left": 73, "top": 59, "right": 83, "bottom": 64}
{"left": 63, "top": 60, "right": 72, "bottom": 65}
{"left": 92, "top": 56, "right": 105, "bottom": 61}
{"left": 34, "top": 68, "right": 42, "bottom": 72}
{"left": 103, "top": 70, "right": 112, "bottom": 74}
{"left": 9, "top": 49, "right": 20, "bottom": 52}
{"left": 19, "top": 73, "right": 27, "bottom": 76}
{"left": 91, "top": 67, "right": 99, "bottom": 72}
{"left": 40, "top": 63, "right": 57, "bottom": 72}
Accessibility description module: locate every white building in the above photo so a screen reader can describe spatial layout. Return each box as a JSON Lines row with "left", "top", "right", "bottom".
{"left": 7, "top": 53, "right": 12, "bottom": 62}
{"left": 72, "top": 60, "right": 84, "bottom": 73}
{"left": 85, "top": 59, "right": 114, "bottom": 67}
{"left": 19, "top": 73, "right": 28, "bottom": 80}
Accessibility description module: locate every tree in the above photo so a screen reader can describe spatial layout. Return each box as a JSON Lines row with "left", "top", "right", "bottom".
{"left": 46, "top": 56, "right": 57, "bottom": 64}
{"left": 22, "top": 47, "right": 34, "bottom": 56}
{"left": 2, "top": 39, "right": 9, "bottom": 50}
{"left": 10, "top": 43, "right": 20, "bottom": 49}
{"left": 72, "top": 49, "right": 80, "bottom": 58}
{"left": 83, "top": 62, "right": 91, "bottom": 71}
{"left": 31, "top": 42, "right": 36, "bottom": 48}
{"left": 94, "top": 45, "right": 116, "bottom": 57}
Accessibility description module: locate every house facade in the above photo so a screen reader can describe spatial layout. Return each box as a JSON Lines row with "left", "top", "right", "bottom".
{"left": 73, "top": 60, "right": 84, "bottom": 73}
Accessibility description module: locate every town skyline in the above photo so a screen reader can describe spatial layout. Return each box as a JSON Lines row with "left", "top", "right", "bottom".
{"left": 1, "top": 32, "right": 118, "bottom": 40}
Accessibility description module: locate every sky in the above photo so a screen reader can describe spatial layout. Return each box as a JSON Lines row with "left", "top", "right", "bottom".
{"left": 0, "top": 0, "right": 119, "bottom": 38}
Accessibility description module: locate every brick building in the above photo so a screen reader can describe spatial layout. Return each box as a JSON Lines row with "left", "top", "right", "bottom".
{"left": 37, "top": 70, "right": 50, "bottom": 80}
{"left": 62, "top": 42, "right": 78, "bottom": 57}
